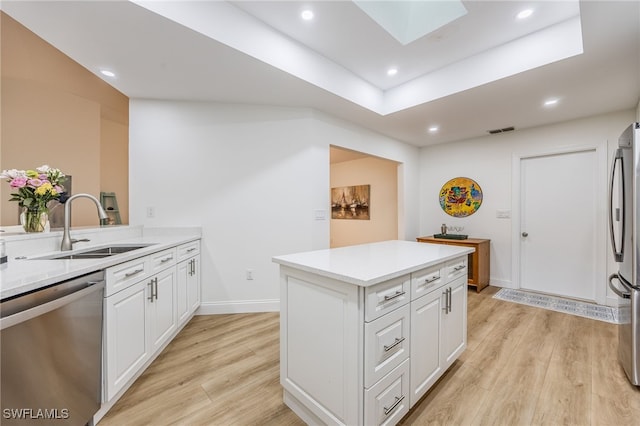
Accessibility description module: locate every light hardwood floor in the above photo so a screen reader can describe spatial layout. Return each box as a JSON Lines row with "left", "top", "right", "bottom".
{"left": 99, "top": 286, "right": 640, "bottom": 425}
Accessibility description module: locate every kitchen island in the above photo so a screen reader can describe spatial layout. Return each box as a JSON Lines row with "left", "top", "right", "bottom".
{"left": 273, "top": 240, "right": 474, "bottom": 426}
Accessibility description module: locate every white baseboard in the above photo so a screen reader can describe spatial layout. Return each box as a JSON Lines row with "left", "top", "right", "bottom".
{"left": 196, "top": 299, "right": 280, "bottom": 314}
{"left": 487, "top": 278, "right": 513, "bottom": 289}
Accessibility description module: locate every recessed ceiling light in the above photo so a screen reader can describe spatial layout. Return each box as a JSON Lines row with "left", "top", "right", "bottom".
{"left": 100, "top": 70, "right": 116, "bottom": 77}
{"left": 387, "top": 68, "right": 398, "bottom": 76}
{"left": 301, "top": 10, "right": 314, "bottom": 21}
{"left": 544, "top": 98, "right": 559, "bottom": 107}
{"left": 517, "top": 9, "right": 533, "bottom": 20}
{"left": 428, "top": 126, "right": 439, "bottom": 133}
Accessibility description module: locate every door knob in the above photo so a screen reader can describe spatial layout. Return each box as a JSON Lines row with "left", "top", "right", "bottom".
{"left": 522, "top": 232, "right": 528, "bottom": 237}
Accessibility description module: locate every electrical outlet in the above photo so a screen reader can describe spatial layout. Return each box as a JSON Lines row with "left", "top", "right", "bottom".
{"left": 246, "top": 269, "right": 254, "bottom": 280}
{"left": 146, "top": 206, "right": 155, "bottom": 218}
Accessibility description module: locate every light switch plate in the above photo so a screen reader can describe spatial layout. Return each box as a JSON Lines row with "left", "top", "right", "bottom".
{"left": 496, "top": 209, "right": 511, "bottom": 218}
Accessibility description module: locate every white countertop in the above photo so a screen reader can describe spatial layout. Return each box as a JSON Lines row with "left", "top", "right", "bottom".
{"left": 272, "top": 240, "right": 474, "bottom": 287}
{"left": 1, "top": 227, "right": 201, "bottom": 300}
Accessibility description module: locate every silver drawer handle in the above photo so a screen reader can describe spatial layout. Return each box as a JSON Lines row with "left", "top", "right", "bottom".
{"left": 124, "top": 268, "right": 144, "bottom": 277}
{"left": 383, "top": 337, "right": 405, "bottom": 352}
{"left": 384, "top": 290, "right": 406, "bottom": 301}
{"left": 424, "top": 275, "right": 439, "bottom": 284}
{"left": 160, "top": 256, "right": 173, "bottom": 263}
{"left": 453, "top": 265, "right": 466, "bottom": 271}
{"left": 186, "top": 247, "right": 196, "bottom": 252}
{"left": 383, "top": 395, "right": 405, "bottom": 416}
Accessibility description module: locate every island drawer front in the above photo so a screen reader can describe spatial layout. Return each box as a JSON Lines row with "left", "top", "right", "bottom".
{"left": 365, "top": 275, "right": 411, "bottom": 322}
{"left": 411, "top": 264, "right": 444, "bottom": 300}
{"left": 445, "top": 257, "right": 468, "bottom": 282}
{"left": 147, "top": 248, "right": 177, "bottom": 274}
{"left": 364, "top": 303, "right": 410, "bottom": 388}
{"left": 364, "top": 358, "right": 410, "bottom": 426}
{"left": 106, "top": 257, "right": 148, "bottom": 297}
{"left": 177, "top": 240, "right": 200, "bottom": 262}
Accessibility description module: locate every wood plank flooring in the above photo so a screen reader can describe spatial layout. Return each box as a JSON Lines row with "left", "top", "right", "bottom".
{"left": 99, "top": 286, "right": 640, "bottom": 425}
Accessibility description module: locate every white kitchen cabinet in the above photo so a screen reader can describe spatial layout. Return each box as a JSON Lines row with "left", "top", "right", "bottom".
{"left": 187, "top": 256, "right": 200, "bottom": 314}
{"left": 441, "top": 275, "right": 467, "bottom": 369}
{"left": 176, "top": 241, "right": 201, "bottom": 326}
{"left": 274, "top": 241, "right": 472, "bottom": 426}
{"left": 148, "top": 267, "right": 177, "bottom": 354}
{"left": 103, "top": 249, "right": 179, "bottom": 401}
{"left": 409, "top": 285, "right": 443, "bottom": 406}
{"left": 409, "top": 263, "right": 467, "bottom": 407}
{"left": 104, "top": 278, "right": 149, "bottom": 401}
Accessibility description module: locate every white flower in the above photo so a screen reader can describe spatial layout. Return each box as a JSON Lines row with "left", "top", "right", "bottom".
{"left": 0, "top": 169, "right": 26, "bottom": 179}
{"left": 36, "top": 165, "right": 51, "bottom": 173}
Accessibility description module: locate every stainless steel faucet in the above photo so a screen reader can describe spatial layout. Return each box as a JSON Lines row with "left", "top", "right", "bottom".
{"left": 60, "top": 193, "right": 109, "bottom": 251}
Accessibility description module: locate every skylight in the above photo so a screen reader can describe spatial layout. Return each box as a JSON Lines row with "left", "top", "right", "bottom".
{"left": 353, "top": 0, "right": 467, "bottom": 45}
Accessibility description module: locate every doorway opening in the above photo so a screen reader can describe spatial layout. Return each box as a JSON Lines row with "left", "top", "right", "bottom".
{"left": 330, "top": 146, "right": 400, "bottom": 248}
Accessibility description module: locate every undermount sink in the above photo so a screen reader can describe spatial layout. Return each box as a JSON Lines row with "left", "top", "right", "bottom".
{"left": 35, "top": 244, "right": 153, "bottom": 260}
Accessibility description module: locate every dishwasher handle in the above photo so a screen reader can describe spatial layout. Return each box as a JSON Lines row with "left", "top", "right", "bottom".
{"left": 0, "top": 279, "right": 105, "bottom": 330}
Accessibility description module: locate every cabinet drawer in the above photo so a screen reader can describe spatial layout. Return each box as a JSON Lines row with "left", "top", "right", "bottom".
{"left": 105, "top": 257, "right": 148, "bottom": 297}
{"left": 411, "top": 264, "right": 444, "bottom": 300}
{"left": 177, "top": 240, "right": 200, "bottom": 262}
{"left": 147, "top": 248, "right": 177, "bottom": 274}
{"left": 446, "top": 257, "right": 468, "bottom": 282}
{"left": 364, "top": 303, "right": 410, "bottom": 388}
{"left": 364, "top": 358, "right": 410, "bottom": 426}
{"left": 365, "top": 275, "right": 410, "bottom": 322}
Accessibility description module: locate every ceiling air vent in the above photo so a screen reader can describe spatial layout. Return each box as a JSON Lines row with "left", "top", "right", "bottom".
{"left": 487, "top": 126, "right": 515, "bottom": 134}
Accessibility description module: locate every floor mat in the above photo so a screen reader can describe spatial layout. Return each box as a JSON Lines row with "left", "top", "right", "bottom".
{"left": 493, "top": 288, "right": 620, "bottom": 324}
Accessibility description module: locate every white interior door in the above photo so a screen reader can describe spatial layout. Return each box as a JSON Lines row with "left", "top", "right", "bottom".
{"left": 520, "top": 149, "right": 597, "bottom": 301}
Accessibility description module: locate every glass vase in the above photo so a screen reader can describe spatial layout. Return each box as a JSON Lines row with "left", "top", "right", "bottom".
{"left": 21, "top": 207, "right": 49, "bottom": 233}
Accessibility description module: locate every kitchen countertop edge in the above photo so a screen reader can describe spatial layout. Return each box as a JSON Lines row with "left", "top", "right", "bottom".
{"left": 1, "top": 230, "right": 201, "bottom": 300}
{"left": 273, "top": 240, "right": 474, "bottom": 287}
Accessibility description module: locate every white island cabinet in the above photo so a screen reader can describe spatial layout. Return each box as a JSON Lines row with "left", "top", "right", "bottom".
{"left": 273, "top": 240, "right": 473, "bottom": 426}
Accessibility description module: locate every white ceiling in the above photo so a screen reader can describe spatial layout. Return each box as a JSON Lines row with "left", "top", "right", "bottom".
{"left": 2, "top": 1, "right": 639, "bottom": 147}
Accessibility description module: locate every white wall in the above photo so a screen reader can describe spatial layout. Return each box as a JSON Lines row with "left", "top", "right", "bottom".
{"left": 419, "top": 109, "right": 635, "bottom": 303}
{"left": 129, "top": 100, "right": 420, "bottom": 313}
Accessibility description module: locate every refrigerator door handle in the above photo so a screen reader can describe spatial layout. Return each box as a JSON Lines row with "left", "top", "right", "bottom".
{"left": 609, "top": 149, "right": 625, "bottom": 262}
{"left": 609, "top": 274, "right": 631, "bottom": 299}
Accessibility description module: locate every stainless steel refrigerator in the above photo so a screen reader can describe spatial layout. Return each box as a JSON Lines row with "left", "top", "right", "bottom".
{"left": 609, "top": 121, "right": 640, "bottom": 386}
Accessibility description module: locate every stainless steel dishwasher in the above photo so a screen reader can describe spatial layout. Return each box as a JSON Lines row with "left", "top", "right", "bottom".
{"left": 1, "top": 271, "right": 105, "bottom": 425}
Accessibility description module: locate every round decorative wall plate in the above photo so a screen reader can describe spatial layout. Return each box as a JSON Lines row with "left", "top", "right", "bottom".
{"left": 439, "top": 177, "right": 483, "bottom": 217}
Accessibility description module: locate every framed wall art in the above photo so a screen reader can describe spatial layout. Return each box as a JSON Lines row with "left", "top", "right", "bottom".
{"left": 331, "top": 184, "right": 370, "bottom": 220}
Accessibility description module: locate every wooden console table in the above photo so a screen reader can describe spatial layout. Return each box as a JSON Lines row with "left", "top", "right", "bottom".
{"left": 416, "top": 236, "right": 490, "bottom": 292}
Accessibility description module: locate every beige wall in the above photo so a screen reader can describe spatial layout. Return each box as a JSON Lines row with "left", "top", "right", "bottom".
{"left": 0, "top": 12, "right": 129, "bottom": 226}
{"left": 330, "top": 155, "right": 399, "bottom": 248}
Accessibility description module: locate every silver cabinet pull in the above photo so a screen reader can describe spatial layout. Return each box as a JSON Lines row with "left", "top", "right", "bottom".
{"left": 383, "top": 395, "right": 405, "bottom": 416}
{"left": 384, "top": 290, "right": 406, "bottom": 301}
{"left": 454, "top": 265, "right": 466, "bottom": 271}
{"left": 153, "top": 277, "right": 158, "bottom": 301}
{"left": 187, "top": 247, "right": 196, "bottom": 253}
{"left": 160, "top": 256, "right": 173, "bottom": 263}
{"left": 147, "top": 280, "right": 154, "bottom": 302}
{"left": 383, "top": 337, "right": 406, "bottom": 352}
{"left": 442, "top": 288, "right": 452, "bottom": 313}
{"left": 125, "top": 268, "right": 144, "bottom": 278}
{"left": 424, "top": 275, "right": 439, "bottom": 284}
{"left": 522, "top": 232, "right": 529, "bottom": 237}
